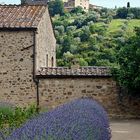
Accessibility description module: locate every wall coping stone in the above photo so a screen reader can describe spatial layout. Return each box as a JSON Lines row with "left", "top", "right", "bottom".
{"left": 36, "top": 66, "right": 112, "bottom": 78}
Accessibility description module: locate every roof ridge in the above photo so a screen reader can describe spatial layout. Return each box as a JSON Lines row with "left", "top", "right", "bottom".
{"left": 0, "top": 4, "right": 47, "bottom": 6}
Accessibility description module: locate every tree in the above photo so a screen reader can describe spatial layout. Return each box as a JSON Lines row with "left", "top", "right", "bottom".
{"left": 21, "top": 0, "right": 26, "bottom": 4}
{"left": 70, "top": 6, "right": 85, "bottom": 14}
{"left": 48, "top": 0, "right": 65, "bottom": 16}
{"left": 116, "top": 7, "right": 140, "bottom": 19}
{"left": 112, "top": 27, "right": 140, "bottom": 97}
{"left": 116, "top": 7, "right": 128, "bottom": 18}
{"left": 127, "top": 2, "right": 130, "bottom": 8}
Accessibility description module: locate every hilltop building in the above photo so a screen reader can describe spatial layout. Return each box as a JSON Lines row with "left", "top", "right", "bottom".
{"left": 89, "top": 3, "right": 103, "bottom": 10}
{"left": 64, "top": 0, "right": 89, "bottom": 12}
{"left": 23, "top": 0, "right": 89, "bottom": 11}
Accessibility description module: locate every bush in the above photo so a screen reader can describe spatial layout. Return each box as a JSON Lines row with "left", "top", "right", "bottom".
{"left": 70, "top": 6, "right": 85, "bottom": 14}
{"left": 6, "top": 98, "right": 111, "bottom": 140}
{"left": 48, "top": 0, "right": 65, "bottom": 16}
{"left": 0, "top": 103, "right": 37, "bottom": 139}
{"left": 112, "top": 27, "right": 140, "bottom": 97}
{"left": 55, "top": 25, "right": 65, "bottom": 34}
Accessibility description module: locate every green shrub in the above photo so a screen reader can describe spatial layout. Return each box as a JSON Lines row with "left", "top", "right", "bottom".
{"left": 0, "top": 103, "right": 37, "bottom": 137}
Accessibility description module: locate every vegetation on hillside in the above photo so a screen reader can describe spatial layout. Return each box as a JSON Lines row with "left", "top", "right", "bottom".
{"left": 48, "top": 0, "right": 65, "bottom": 16}
{"left": 48, "top": 3, "right": 140, "bottom": 97}
{"left": 50, "top": 5, "right": 140, "bottom": 68}
{"left": 112, "top": 27, "right": 140, "bottom": 97}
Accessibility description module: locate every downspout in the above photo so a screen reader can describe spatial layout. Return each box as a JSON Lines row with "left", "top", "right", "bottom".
{"left": 33, "top": 30, "right": 40, "bottom": 113}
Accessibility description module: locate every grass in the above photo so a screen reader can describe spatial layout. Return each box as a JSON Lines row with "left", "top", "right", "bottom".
{"left": 107, "top": 19, "right": 140, "bottom": 36}
{"left": 92, "top": 19, "right": 140, "bottom": 39}
{"left": 0, "top": 104, "right": 38, "bottom": 137}
{"left": 92, "top": 19, "right": 140, "bottom": 37}
{"left": 107, "top": 19, "right": 126, "bottom": 33}
{"left": 127, "top": 19, "right": 140, "bottom": 34}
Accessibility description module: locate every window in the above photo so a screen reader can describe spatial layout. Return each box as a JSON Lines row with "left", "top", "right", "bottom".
{"left": 51, "top": 57, "right": 54, "bottom": 67}
{"left": 46, "top": 54, "right": 48, "bottom": 67}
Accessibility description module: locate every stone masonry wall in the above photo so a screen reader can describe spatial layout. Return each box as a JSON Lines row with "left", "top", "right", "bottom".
{"left": 0, "top": 31, "right": 36, "bottom": 106}
{"left": 75, "top": 0, "right": 89, "bottom": 11}
{"left": 36, "top": 7, "right": 56, "bottom": 70}
{"left": 39, "top": 77, "right": 117, "bottom": 109}
{"left": 39, "top": 77, "right": 140, "bottom": 118}
{"left": 37, "top": 67, "right": 140, "bottom": 118}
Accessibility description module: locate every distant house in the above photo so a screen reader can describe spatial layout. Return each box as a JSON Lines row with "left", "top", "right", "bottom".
{"left": 89, "top": 4, "right": 103, "bottom": 10}
{"left": 64, "top": 0, "right": 89, "bottom": 12}
{"left": 24, "top": 0, "right": 89, "bottom": 12}
{"left": 0, "top": 5, "right": 56, "bottom": 106}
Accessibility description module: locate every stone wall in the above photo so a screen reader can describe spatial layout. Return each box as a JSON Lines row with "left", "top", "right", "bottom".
{"left": 64, "top": 0, "right": 89, "bottom": 12}
{"left": 75, "top": 0, "right": 89, "bottom": 11}
{"left": 37, "top": 67, "right": 140, "bottom": 119}
{"left": 0, "top": 31, "right": 36, "bottom": 106}
{"left": 36, "top": 7, "right": 56, "bottom": 70}
{"left": 39, "top": 77, "right": 117, "bottom": 109}
{"left": 38, "top": 77, "right": 140, "bottom": 118}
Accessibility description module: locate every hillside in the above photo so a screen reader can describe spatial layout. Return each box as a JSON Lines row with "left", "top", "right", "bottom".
{"left": 107, "top": 19, "right": 140, "bottom": 35}
{"left": 52, "top": 8, "right": 140, "bottom": 67}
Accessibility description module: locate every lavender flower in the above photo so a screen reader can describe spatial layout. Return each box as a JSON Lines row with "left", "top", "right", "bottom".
{"left": 6, "top": 98, "right": 111, "bottom": 140}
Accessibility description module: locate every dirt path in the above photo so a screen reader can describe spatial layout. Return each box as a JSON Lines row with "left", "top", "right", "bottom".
{"left": 110, "top": 119, "right": 140, "bottom": 140}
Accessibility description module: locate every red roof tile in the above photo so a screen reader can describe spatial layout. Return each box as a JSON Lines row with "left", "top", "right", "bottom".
{"left": 0, "top": 5, "right": 46, "bottom": 29}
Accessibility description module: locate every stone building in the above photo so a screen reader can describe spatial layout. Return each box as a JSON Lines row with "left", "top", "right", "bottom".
{"left": 0, "top": 5, "right": 56, "bottom": 106}
{"left": 23, "top": 0, "right": 89, "bottom": 12}
{"left": 0, "top": 4, "right": 140, "bottom": 119}
{"left": 89, "top": 4, "right": 103, "bottom": 10}
{"left": 64, "top": 0, "right": 89, "bottom": 12}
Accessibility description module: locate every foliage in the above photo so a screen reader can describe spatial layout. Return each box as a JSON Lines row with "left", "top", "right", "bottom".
{"left": 116, "top": 7, "right": 140, "bottom": 19}
{"left": 112, "top": 27, "right": 140, "bottom": 97}
{"left": 127, "top": 2, "right": 130, "bottom": 8}
{"left": 52, "top": 6, "right": 140, "bottom": 67}
{"left": 48, "top": 0, "right": 65, "bottom": 16}
{"left": 21, "top": 0, "right": 26, "bottom": 4}
{"left": 0, "top": 103, "right": 37, "bottom": 138}
{"left": 6, "top": 98, "right": 111, "bottom": 140}
{"left": 116, "top": 7, "right": 128, "bottom": 19}
{"left": 70, "top": 6, "right": 85, "bottom": 14}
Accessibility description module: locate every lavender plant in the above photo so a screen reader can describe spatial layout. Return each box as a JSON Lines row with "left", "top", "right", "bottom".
{"left": 6, "top": 98, "right": 111, "bottom": 140}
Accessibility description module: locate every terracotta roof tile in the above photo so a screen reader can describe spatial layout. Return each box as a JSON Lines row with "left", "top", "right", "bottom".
{"left": 36, "top": 67, "right": 112, "bottom": 77}
{"left": 0, "top": 5, "right": 46, "bottom": 29}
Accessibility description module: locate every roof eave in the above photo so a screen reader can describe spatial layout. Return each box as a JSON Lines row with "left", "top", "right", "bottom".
{"left": 0, "top": 27, "right": 37, "bottom": 31}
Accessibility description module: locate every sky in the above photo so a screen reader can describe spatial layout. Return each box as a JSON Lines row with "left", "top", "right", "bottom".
{"left": 1, "top": 0, "right": 140, "bottom": 8}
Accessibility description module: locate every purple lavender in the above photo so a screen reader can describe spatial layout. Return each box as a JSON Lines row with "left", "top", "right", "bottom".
{"left": 6, "top": 98, "right": 111, "bottom": 140}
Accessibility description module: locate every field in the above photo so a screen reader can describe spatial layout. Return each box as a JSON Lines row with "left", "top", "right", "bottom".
{"left": 107, "top": 19, "right": 140, "bottom": 35}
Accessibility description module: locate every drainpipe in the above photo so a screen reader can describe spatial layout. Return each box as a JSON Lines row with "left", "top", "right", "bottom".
{"left": 33, "top": 30, "right": 40, "bottom": 113}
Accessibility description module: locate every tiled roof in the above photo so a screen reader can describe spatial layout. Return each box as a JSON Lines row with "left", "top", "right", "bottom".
{"left": 36, "top": 66, "right": 111, "bottom": 77}
{"left": 0, "top": 5, "right": 46, "bottom": 29}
